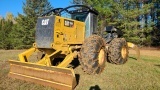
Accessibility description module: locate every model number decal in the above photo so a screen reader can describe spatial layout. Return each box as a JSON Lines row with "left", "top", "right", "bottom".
{"left": 64, "top": 19, "right": 74, "bottom": 27}
{"left": 42, "top": 19, "right": 49, "bottom": 25}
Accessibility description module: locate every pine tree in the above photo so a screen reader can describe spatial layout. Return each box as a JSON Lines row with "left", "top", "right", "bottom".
{"left": 10, "top": 14, "right": 26, "bottom": 49}
{"left": 13, "top": 0, "right": 53, "bottom": 49}
{"left": 72, "top": 0, "right": 84, "bottom": 4}
{"left": 113, "top": 0, "right": 153, "bottom": 46}
{"left": 0, "top": 14, "right": 14, "bottom": 49}
{"left": 151, "top": 0, "right": 160, "bottom": 46}
{"left": 72, "top": 0, "right": 114, "bottom": 34}
{"left": 23, "top": 0, "right": 53, "bottom": 24}
{"left": 0, "top": 18, "right": 5, "bottom": 49}
{"left": 72, "top": 0, "right": 154, "bottom": 46}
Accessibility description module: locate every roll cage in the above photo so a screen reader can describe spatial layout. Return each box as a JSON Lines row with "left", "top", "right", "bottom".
{"left": 42, "top": 5, "right": 98, "bottom": 16}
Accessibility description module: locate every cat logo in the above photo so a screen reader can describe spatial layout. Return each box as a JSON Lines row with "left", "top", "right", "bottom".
{"left": 42, "top": 19, "right": 49, "bottom": 25}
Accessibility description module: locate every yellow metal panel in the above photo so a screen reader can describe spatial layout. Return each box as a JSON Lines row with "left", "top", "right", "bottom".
{"left": 58, "top": 53, "right": 75, "bottom": 67}
{"left": 54, "top": 16, "right": 64, "bottom": 46}
{"left": 19, "top": 48, "right": 36, "bottom": 62}
{"left": 127, "top": 42, "right": 135, "bottom": 48}
{"left": 53, "top": 16, "right": 85, "bottom": 50}
{"left": 8, "top": 60, "right": 77, "bottom": 90}
{"left": 75, "top": 23, "right": 85, "bottom": 43}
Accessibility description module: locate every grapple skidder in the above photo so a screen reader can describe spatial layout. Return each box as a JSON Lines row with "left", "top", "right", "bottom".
{"left": 8, "top": 5, "right": 140, "bottom": 90}
{"left": 8, "top": 5, "right": 106, "bottom": 90}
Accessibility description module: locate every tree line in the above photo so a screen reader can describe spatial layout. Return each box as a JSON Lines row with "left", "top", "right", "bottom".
{"left": 73, "top": 0, "right": 160, "bottom": 46}
{"left": 0, "top": 0, "right": 160, "bottom": 49}
{"left": 0, "top": 0, "right": 53, "bottom": 49}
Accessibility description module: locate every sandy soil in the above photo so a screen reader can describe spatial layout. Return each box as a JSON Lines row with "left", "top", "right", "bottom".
{"left": 129, "top": 48, "right": 160, "bottom": 57}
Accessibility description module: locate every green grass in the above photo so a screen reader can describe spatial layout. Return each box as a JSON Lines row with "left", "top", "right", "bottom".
{"left": 74, "top": 54, "right": 160, "bottom": 90}
{"left": 0, "top": 50, "right": 160, "bottom": 90}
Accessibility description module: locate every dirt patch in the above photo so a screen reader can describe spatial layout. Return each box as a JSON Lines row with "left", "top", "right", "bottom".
{"left": 129, "top": 48, "right": 160, "bottom": 57}
{"left": 140, "top": 46, "right": 160, "bottom": 50}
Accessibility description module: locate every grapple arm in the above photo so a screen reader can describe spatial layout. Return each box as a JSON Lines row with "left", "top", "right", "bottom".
{"left": 127, "top": 42, "right": 140, "bottom": 60}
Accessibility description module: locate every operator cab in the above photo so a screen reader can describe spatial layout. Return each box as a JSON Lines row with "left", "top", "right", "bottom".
{"left": 42, "top": 5, "right": 99, "bottom": 38}
{"left": 71, "top": 11, "right": 98, "bottom": 37}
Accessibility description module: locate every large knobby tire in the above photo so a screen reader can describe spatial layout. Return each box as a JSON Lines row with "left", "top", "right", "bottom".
{"left": 79, "top": 35, "right": 106, "bottom": 74}
{"left": 108, "top": 38, "right": 129, "bottom": 64}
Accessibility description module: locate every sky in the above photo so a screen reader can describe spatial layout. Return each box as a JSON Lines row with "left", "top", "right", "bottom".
{"left": 0, "top": 0, "right": 72, "bottom": 17}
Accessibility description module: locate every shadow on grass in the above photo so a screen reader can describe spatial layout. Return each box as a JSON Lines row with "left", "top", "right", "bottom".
{"left": 155, "top": 64, "right": 160, "bottom": 68}
{"left": 75, "top": 74, "right": 80, "bottom": 85}
{"left": 70, "top": 58, "right": 80, "bottom": 69}
{"left": 129, "top": 56, "right": 137, "bottom": 60}
{"left": 51, "top": 57, "right": 80, "bottom": 69}
{"left": 89, "top": 85, "right": 101, "bottom": 90}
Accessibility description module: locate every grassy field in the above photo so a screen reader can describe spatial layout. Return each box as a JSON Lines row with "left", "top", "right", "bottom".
{"left": 0, "top": 49, "right": 160, "bottom": 90}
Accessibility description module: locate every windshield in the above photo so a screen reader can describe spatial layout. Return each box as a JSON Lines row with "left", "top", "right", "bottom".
{"left": 71, "top": 13, "right": 88, "bottom": 22}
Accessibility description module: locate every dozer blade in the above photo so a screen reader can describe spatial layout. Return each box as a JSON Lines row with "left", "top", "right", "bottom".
{"left": 8, "top": 60, "right": 77, "bottom": 90}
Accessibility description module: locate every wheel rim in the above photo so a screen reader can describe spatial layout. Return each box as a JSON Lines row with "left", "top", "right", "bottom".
{"left": 98, "top": 49, "right": 105, "bottom": 66}
{"left": 121, "top": 45, "right": 127, "bottom": 59}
